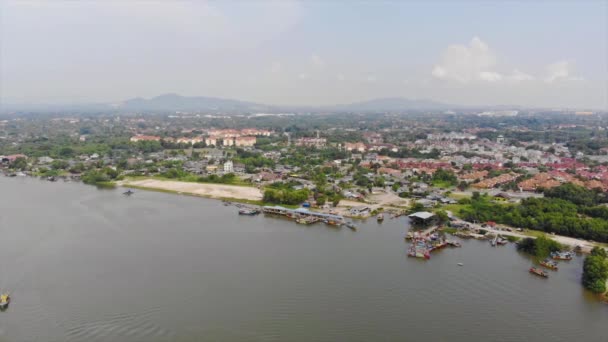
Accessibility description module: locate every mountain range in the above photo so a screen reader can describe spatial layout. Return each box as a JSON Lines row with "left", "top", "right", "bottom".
{"left": 2, "top": 93, "right": 492, "bottom": 114}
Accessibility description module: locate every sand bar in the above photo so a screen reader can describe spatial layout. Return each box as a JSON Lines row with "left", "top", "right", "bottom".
{"left": 123, "top": 179, "right": 263, "bottom": 201}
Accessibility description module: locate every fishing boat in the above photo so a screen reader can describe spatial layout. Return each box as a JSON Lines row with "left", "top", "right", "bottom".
{"left": 324, "top": 219, "right": 343, "bottom": 226}
{"left": 296, "top": 216, "right": 319, "bottom": 224}
{"left": 0, "top": 293, "right": 10, "bottom": 309}
{"left": 490, "top": 236, "right": 497, "bottom": 247}
{"left": 496, "top": 236, "right": 508, "bottom": 245}
{"left": 408, "top": 239, "right": 431, "bottom": 259}
{"left": 376, "top": 213, "right": 384, "bottom": 222}
{"left": 551, "top": 251, "right": 574, "bottom": 260}
{"left": 238, "top": 208, "right": 260, "bottom": 215}
{"left": 123, "top": 189, "right": 135, "bottom": 196}
{"left": 447, "top": 240, "right": 462, "bottom": 247}
{"left": 540, "top": 259, "right": 559, "bottom": 270}
{"left": 457, "top": 263, "right": 464, "bottom": 266}
{"left": 529, "top": 267, "right": 549, "bottom": 278}
{"left": 345, "top": 221, "right": 357, "bottom": 231}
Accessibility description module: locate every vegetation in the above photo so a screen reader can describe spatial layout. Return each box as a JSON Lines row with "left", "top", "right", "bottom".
{"left": 263, "top": 182, "right": 310, "bottom": 205}
{"left": 456, "top": 187, "right": 608, "bottom": 242}
{"left": 516, "top": 236, "right": 563, "bottom": 258}
{"left": 81, "top": 168, "right": 121, "bottom": 187}
{"left": 582, "top": 247, "right": 608, "bottom": 294}
{"left": 431, "top": 169, "right": 458, "bottom": 187}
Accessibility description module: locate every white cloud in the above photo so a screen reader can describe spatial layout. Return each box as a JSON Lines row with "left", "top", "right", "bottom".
{"left": 366, "top": 75, "right": 377, "bottom": 82}
{"left": 479, "top": 71, "right": 503, "bottom": 82}
{"left": 431, "top": 37, "right": 498, "bottom": 83}
{"left": 311, "top": 54, "right": 325, "bottom": 68}
{"left": 270, "top": 62, "right": 282, "bottom": 73}
{"left": 298, "top": 73, "right": 309, "bottom": 80}
{"left": 507, "top": 69, "right": 535, "bottom": 82}
{"left": 544, "top": 61, "right": 583, "bottom": 83}
{"left": 336, "top": 74, "right": 345, "bottom": 81}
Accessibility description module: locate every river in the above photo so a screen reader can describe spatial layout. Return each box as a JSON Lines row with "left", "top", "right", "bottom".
{"left": 0, "top": 177, "right": 605, "bottom": 342}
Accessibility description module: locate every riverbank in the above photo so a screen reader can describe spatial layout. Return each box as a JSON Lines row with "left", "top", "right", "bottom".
{"left": 121, "top": 178, "right": 263, "bottom": 201}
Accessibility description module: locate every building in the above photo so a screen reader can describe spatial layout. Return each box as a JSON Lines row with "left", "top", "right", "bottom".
{"left": 205, "top": 136, "right": 218, "bottom": 146}
{"left": 344, "top": 142, "right": 366, "bottom": 152}
{"left": 224, "top": 160, "right": 234, "bottom": 173}
{"left": 176, "top": 137, "right": 204, "bottom": 145}
{"left": 223, "top": 138, "right": 234, "bottom": 146}
{"left": 408, "top": 211, "right": 436, "bottom": 225}
{"left": 296, "top": 137, "right": 326, "bottom": 148}
{"left": 235, "top": 136, "right": 256, "bottom": 147}
{"left": 130, "top": 135, "right": 161, "bottom": 142}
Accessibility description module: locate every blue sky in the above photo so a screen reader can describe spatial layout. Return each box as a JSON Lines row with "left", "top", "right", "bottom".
{"left": 1, "top": 1, "right": 606, "bottom": 109}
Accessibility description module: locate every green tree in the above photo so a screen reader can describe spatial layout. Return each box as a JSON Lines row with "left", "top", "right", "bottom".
{"left": 10, "top": 157, "right": 27, "bottom": 170}
{"left": 582, "top": 251, "right": 608, "bottom": 294}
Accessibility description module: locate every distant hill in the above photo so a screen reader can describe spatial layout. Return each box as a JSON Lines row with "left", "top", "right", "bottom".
{"left": 118, "top": 93, "right": 270, "bottom": 112}
{"left": 1, "top": 94, "right": 493, "bottom": 114}
{"left": 328, "top": 97, "right": 456, "bottom": 112}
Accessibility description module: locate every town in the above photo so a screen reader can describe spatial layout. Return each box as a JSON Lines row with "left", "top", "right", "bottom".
{"left": 2, "top": 111, "right": 608, "bottom": 239}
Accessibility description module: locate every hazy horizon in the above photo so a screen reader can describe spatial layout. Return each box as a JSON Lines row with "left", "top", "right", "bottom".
{"left": 1, "top": 1, "right": 607, "bottom": 109}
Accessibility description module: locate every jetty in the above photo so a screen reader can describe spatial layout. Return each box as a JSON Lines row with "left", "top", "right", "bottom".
{"left": 262, "top": 206, "right": 346, "bottom": 227}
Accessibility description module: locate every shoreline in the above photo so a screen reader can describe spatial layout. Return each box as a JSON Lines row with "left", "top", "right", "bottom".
{"left": 121, "top": 178, "right": 264, "bottom": 202}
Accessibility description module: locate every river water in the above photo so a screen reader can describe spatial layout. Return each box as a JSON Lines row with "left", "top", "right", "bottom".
{"left": 0, "top": 177, "right": 606, "bottom": 342}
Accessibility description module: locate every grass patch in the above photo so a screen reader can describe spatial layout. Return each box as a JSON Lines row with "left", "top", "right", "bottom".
{"left": 442, "top": 227, "right": 458, "bottom": 235}
{"left": 432, "top": 180, "right": 455, "bottom": 189}
{"left": 506, "top": 235, "right": 521, "bottom": 242}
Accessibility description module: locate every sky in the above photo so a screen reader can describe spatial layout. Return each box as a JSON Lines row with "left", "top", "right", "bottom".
{"left": 1, "top": 0, "right": 607, "bottom": 109}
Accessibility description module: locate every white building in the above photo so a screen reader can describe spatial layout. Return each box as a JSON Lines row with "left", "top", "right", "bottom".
{"left": 224, "top": 160, "right": 234, "bottom": 173}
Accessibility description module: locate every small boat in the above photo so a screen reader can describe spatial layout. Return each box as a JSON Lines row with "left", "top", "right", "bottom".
{"left": 496, "top": 236, "right": 508, "bottom": 245}
{"left": 238, "top": 208, "right": 260, "bottom": 215}
{"left": 324, "top": 219, "right": 342, "bottom": 226}
{"left": 529, "top": 267, "right": 549, "bottom": 278}
{"left": 377, "top": 213, "right": 384, "bottom": 222}
{"left": 490, "top": 237, "right": 497, "bottom": 247}
{"left": 345, "top": 222, "right": 357, "bottom": 231}
{"left": 540, "top": 259, "right": 559, "bottom": 270}
{"left": 447, "top": 240, "right": 462, "bottom": 247}
{"left": 551, "top": 251, "right": 574, "bottom": 260}
{"left": 123, "top": 189, "right": 135, "bottom": 196}
{"left": 0, "top": 293, "right": 10, "bottom": 309}
{"left": 457, "top": 263, "right": 464, "bottom": 266}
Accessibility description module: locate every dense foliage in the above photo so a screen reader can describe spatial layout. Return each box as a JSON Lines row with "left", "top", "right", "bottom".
{"left": 582, "top": 247, "right": 608, "bottom": 294}
{"left": 431, "top": 168, "right": 458, "bottom": 186}
{"left": 516, "top": 236, "right": 563, "bottom": 258}
{"left": 263, "top": 182, "right": 310, "bottom": 205}
{"left": 81, "top": 168, "right": 121, "bottom": 186}
{"left": 458, "top": 187, "right": 608, "bottom": 242}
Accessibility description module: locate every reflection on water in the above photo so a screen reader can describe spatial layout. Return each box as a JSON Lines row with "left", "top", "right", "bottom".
{"left": 0, "top": 177, "right": 606, "bottom": 342}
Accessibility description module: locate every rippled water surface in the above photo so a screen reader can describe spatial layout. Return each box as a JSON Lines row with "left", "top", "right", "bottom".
{"left": 0, "top": 177, "right": 606, "bottom": 342}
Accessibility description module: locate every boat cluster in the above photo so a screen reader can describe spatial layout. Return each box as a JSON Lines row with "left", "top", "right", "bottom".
{"left": 234, "top": 203, "right": 358, "bottom": 231}
{"left": 406, "top": 232, "right": 461, "bottom": 260}
{"left": 529, "top": 251, "right": 576, "bottom": 278}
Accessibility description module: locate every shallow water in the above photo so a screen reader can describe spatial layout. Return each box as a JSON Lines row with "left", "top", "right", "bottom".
{"left": 0, "top": 177, "right": 606, "bottom": 341}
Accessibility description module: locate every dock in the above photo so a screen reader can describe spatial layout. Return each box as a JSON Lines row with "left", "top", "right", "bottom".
{"left": 262, "top": 206, "right": 346, "bottom": 227}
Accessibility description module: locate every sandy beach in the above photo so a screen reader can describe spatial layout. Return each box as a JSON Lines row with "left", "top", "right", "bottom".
{"left": 123, "top": 179, "right": 263, "bottom": 201}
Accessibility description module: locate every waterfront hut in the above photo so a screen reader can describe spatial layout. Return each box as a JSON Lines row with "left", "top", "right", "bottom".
{"left": 408, "top": 211, "right": 436, "bottom": 226}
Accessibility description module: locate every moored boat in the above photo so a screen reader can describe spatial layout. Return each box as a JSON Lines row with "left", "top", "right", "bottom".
{"left": 551, "top": 251, "right": 574, "bottom": 260}
{"left": 238, "top": 208, "right": 260, "bottom": 215}
{"left": 0, "top": 293, "right": 10, "bottom": 309}
{"left": 377, "top": 213, "right": 384, "bottom": 222}
{"left": 540, "top": 259, "right": 559, "bottom": 270}
{"left": 529, "top": 267, "right": 549, "bottom": 278}
{"left": 345, "top": 221, "right": 357, "bottom": 230}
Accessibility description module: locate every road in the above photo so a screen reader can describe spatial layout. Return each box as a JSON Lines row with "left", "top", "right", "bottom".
{"left": 450, "top": 217, "right": 601, "bottom": 253}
